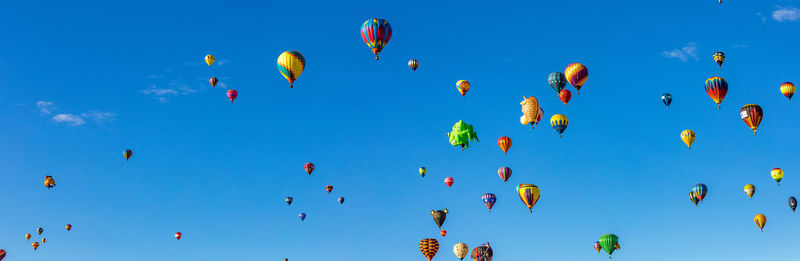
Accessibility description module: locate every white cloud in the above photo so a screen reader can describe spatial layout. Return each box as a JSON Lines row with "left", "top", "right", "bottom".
{"left": 662, "top": 43, "right": 698, "bottom": 62}
{"left": 52, "top": 114, "right": 85, "bottom": 126}
{"left": 81, "top": 111, "right": 116, "bottom": 124}
{"left": 773, "top": 7, "right": 800, "bottom": 22}
{"left": 36, "top": 101, "right": 54, "bottom": 115}
{"left": 140, "top": 79, "right": 198, "bottom": 103}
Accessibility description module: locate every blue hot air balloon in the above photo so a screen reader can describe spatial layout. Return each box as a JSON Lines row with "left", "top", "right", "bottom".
{"left": 482, "top": 193, "right": 497, "bottom": 212}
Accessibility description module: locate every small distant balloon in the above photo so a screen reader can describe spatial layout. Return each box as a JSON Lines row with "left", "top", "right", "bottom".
{"left": 497, "top": 136, "right": 511, "bottom": 155}
{"left": 299, "top": 213, "right": 307, "bottom": 222}
{"left": 661, "top": 93, "right": 672, "bottom": 108}
{"left": 325, "top": 185, "right": 333, "bottom": 194}
{"left": 564, "top": 63, "right": 589, "bottom": 94}
{"left": 337, "top": 197, "right": 345, "bottom": 204}
{"left": 440, "top": 230, "right": 447, "bottom": 237}
{"left": 559, "top": 89, "right": 572, "bottom": 106}
{"left": 548, "top": 72, "right": 567, "bottom": 93}
{"left": 123, "top": 149, "right": 133, "bottom": 161}
{"left": 444, "top": 177, "right": 454, "bottom": 187}
{"left": 31, "top": 242, "right": 39, "bottom": 251}
{"left": 209, "top": 77, "right": 218, "bottom": 87}
{"left": 37, "top": 228, "right": 43, "bottom": 235}
{"left": 419, "top": 167, "right": 427, "bottom": 178}
{"left": 66, "top": 224, "right": 72, "bottom": 231}
{"left": 482, "top": 193, "right": 496, "bottom": 212}
{"left": 205, "top": 55, "right": 215, "bottom": 66}
{"left": 681, "top": 130, "right": 695, "bottom": 149}
{"left": 498, "top": 167, "right": 511, "bottom": 183}
{"left": 456, "top": 80, "right": 470, "bottom": 98}
{"left": 744, "top": 184, "right": 755, "bottom": 199}
{"left": 780, "top": 82, "right": 795, "bottom": 101}
{"left": 754, "top": 214, "right": 766, "bottom": 231}
{"left": 789, "top": 196, "right": 797, "bottom": 213}
{"left": 771, "top": 168, "right": 783, "bottom": 186}
{"left": 174, "top": 232, "right": 182, "bottom": 240}
{"left": 304, "top": 162, "right": 315, "bottom": 175}
{"left": 277, "top": 50, "right": 305, "bottom": 88}
{"left": 713, "top": 52, "right": 725, "bottom": 67}
{"left": 226, "top": 89, "right": 238, "bottom": 103}
{"left": 286, "top": 197, "right": 293, "bottom": 206}
{"left": 550, "top": 114, "right": 569, "bottom": 138}
{"left": 25, "top": 233, "right": 31, "bottom": 240}
{"left": 409, "top": 59, "right": 419, "bottom": 71}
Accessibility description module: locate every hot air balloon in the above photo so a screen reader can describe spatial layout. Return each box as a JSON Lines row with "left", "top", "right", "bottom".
{"left": 298, "top": 213, "right": 306, "bottom": 222}
{"left": 205, "top": 55, "right": 215, "bottom": 66}
{"left": 593, "top": 241, "right": 602, "bottom": 253}
{"left": 691, "top": 183, "right": 708, "bottom": 203}
{"left": 661, "top": 93, "right": 672, "bottom": 108}
{"left": 44, "top": 176, "right": 55, "bottom": 189}
{"left": 457, "top": 80, "right": 470, "bottom": 98}
{"left": 409, "top": 59, "right": 419, "bottom": 71}
{"left": 41, "top": 238, "right": 46, "bottom": 243}
{"left": 440, "top": 230, "right": 447, "bottom": 237}
{"left": 754, "top": 214, "right": 766, "bottom": 231}
{"left": 31, "top": 242, "right": 39, "bottom": 251}
{"left": 447, "top": 120, "right": 479, "bottom": 149}
{"left": 226, "top": 89, "right": 238, "bottom": 103}
{"left": 419, "top": 167, "right": 427, "bottom": 178}
{"left": 565, "top": 63, "right": 588, "bottom": 94}
{"left": 789, "top": 196, "right": 797, "bottom": 213}
{"left": 0, "top": 249, "right": 5, "bottom": 260}
{"left": 431, "top": 209, "right": 448, "bottom": 229}
{"left": 744, "top": 184, "right": 755, "bottom": 199}
{"left": 124, "top": 149, "right": 133, "bottom": 160}
{"left": 780, "top": 82, "right": 795, "bottom": 101}
{"left": 559, "top": 89, "right": 572, "bottom": 106}
{"left": 66, "top": 224, "right": 71, "bottom": 231}
{"left": 713, "top": 52, "right": 725, "bottom": 67}
{"left": 277, "top": 50, "right": 305, "bottom": 88}
{"left": 482, "top": 193, "right": 496, "bottom": 212}
{"left": 304, "top": 162, "right": 315, "bottom": 175}
{"left": 174, "top": 232, "right": 182, "bottom": 240}
{"left": 599, "top": 234, "right": 619, "bottom": 258}
{"left": 37, "top": 228, "right": 43, "bottom": 235}
{"left": 681, "top": 130, "right": 695, "bottom": 149}
{"left": 444, "top": 177, "right": 454, "bottom": 187}
{"left": 209, "top": 77, "right": 218, "bottom": 87}
{"left": 325, "top": 185, "right": 333, "bottom": 193}
{"left": 453, "top": 243, "right": 469, "bottom": 261}
{"left": 548, "top": 72, "right": 567, "bottom": 93}
{"left": 470, "top": 242, "right": 493, "bottom": 261}
{"left": 25, "top": 233, "right": 31, "bottom": 240}
{"left": 520, "top": 96, "right": 541, "bottom": 129}
{"left": 771, "top": 168, "right": 783, "bottom": 186}
{"left": 360, "top": 18, "right": 392, "bottom": 60}
{"left": 534, "top": 107, "right": 543, "bottom": 126}
{"left": 740, "top": 104, "right": 763, "bottom": 135}
{"left": 498, "top": 167, "right": 511, "bottom": 183}
{"left": 286, "top": 197, "right": 293, "bottom": 206}
{"left": 689, "top": 191, "right": 699, "bottom": 206}
{"left": 419, "top": 238, "right": 439, "bottom": 261}
{"left": 550, "top": 114, "right": 568, "bottom": 138}
{"left": 337, "top": 197, "right": 345, "bottom": 204}
{"left": 517, "top": 183, "right": 541, "bottom": 213}
{"left": 705, "top": 77, "right": 728, "bottom": 109}
{"left": 497, "top": 136, "right": 511, "bottom": 155}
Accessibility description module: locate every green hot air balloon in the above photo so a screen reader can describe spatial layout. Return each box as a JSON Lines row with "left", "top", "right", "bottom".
{"left": 598, "top": 233, "right": 619, "bottom": 258}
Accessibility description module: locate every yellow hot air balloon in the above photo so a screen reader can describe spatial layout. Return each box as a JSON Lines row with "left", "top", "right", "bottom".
{"left": 744, "top": 184, "right": 755, "bottom": 199}
{"left": 41, "top": 238, "right": 47, "bottom": 243}
{"left": 517, "top": 183, "right": 541, "bottom": 213}
{"left": 771, "top": 168, "right": 783, "bottom": 186}
{"left": 277, "top": 51, "right": 306, "bottom": 88}
{"left": 205, "top": 55, "right": 215, "bottom": 66}
{"left": 25, "top": 233, "right": 31, "bottom": 240}
{"left": 681, "top": 130, "right": 695, "bottom": 149}
{"left": 754, "top": 214, "right": 766, "bottom": 231}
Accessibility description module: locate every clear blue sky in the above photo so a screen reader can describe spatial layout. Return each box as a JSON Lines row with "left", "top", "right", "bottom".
{"left": 1, "top": 0, "right": 800, "bottom": 260}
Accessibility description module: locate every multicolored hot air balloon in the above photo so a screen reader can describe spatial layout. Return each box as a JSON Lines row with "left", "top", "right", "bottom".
{"left": 453, "top": 243, "right": 469, "bottom": 261}
{"left": 497, "top": 136, "right": 511, "bottom": 155}
{"left": 209, "top": 77, "right": 218, "bottom": 87}
{"left": 789, "top": 196, "right": 797, "bottom": 213}
{"left": 498, "top": 167, "right": 511, "bottom": 183}
{"left": 598, "top": 233, "right": 619, "bottom": 258}
{"left": 25, "top": 233, "right": 31, "bottom": 240}
{"left": 409, "top": 59, "right": 419, "bottom": 71}
{"left": 593, "top": 241, "right": 602, "bottom": 253}
{"left": 559, "top": 89, "right": 572, "bottom": 106}
{"left": 360, "top": 18, "right": 392, "bottom": 60}
{"left": 780, "top": 82, "right": 795, "bottom": 101}
{"left": 689, "top": 191, "right": 699, "bottom": 206}
{"left": 444, "top": 177, "right": 454, "bottom": 187}
{"left": 548, "top": 72, "right": 567, "bottom": 93}
{"left": 692, "top": 183, "right": 708, "bottom": 203}
{"left": 482, "top": 193, "right": 496, "bottom": 212}
{"left": 337, "top": 197, "right": 345, "bottom": 204}
{"left": 565, "top": 63, "right": 588, "bottom": 94}
{"left": 705, "top": 77, "right": 728, "bottom": 109}
{"left": 277, "top": 50, "right": 305, "bottom": 88}
{"left": 681, "top": 130, "right": 695, "bottom": 149}
{"left": 740, "top": 104, "right": 763, "bottom": 135}
{"left": 41, "top": 238, "right": 46, "bottom": 244}
{"left": 520, "top": 96, "right": 541, "bottom": 129}
{"left": 123, "top": 149, "right": 133, "bottom": 161}
{"left": 661, "top": 93, "right": 672, "bottom": 108}
{"left": 325, "top": 185, "right": 333, "bottom": 193}
{"left": 0, "top": 249, "right": 5, "bottom": 261}
{"left": 517, "top": 183, "right": 540, "bottom": 213}
{"left": 754, "top": 214, "right": 766, "bottom": 231}
{"left": 66, "top": 224, "right": 71, "bottom": 231}
{"left": 440, "top": 230, "right": 447, "bottom": 237}
{"left": 174, "top": 232, "right": 182, "bottom": 240}
{"left": 304, "top": 162, "right": 314, "bottom": 175}
{"left": 713, "top": 52, "right": 725, "bottom": 67}
{"left": 744, "top": 184, "right": 755, "bottom": 199}
{"left": 32, "top": 242, "right": 39, "bottom": 251}
{"left": 419, "top": 238, "right": 439, "bottom": 261}
{"left": 44, "top": 176, "right": 55, "bottom": 189}
{"left": 36, "top": 228, "right": 43, "bottom": 235}
{"left": 205, "top": 55, "right": 215, "bottom": 66}
{"left": 457, "top": 80, "right": 470, "bottom": 98}
{"left": 298, "top": 213, "right": 307, "bottom": 222}
{"left": 431, "top": 209, "right": 448, "bottom": 229}
{"left": 226, "top": 89, "right": 238, "bottom": 103}
{"left": 419, "top": 167, "right": 427, "bottom": 178}
{"left": 286, "top": 197, "right": 293, "bottom": 206}
{"left": 550, "top": 114, "right": 568, "bottom": 138}
{"left": 771, "top": 168, "right": 783, "bottom": 186}
{"left": 470, "top": 242, "right": 493, "bottom": 261}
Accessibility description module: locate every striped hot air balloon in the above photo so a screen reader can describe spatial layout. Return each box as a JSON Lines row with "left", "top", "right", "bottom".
{"left": 713, "top": 52, "right": 725, "bottom": 67}
{"left": 689, "top": 191, "right": 699, "bottom": 206}
{"left": 754, "top": 214, "right": 766, "bottom": 231}
{"left": 550, "top": 114, "right": 569, "bottom": 138}
{"left": 498, "top": 167, "right": 511, "bottom": 183}
{"left": 457, "top": 80, "right": 470, "bottom": 98}
{"left": 360, "top": 18, "right": 392, "bottom": 60}
{"left": 548, "top": 72, "right": 567, "bottom": 93}
{"left": 599, "top": 234, "right": 619, "bottom": 258}
{"left": 123, "top": 149, "right": 133, "bottom": 161}
{"left": 209, "top": 77, "right": 218, "bottom": 87}
{"left": 497, "top": 136, "right": 511, "bottom": 155}
{"left": 564, "top": 63, "right": 588, "bottom": 94}
{"left": 408, "top": 59, "right": 419, "bottom": 71}
{"left": 705, "top": 77, "right": 728, "bottom": 109}
{"left": 781, "top": 82, "right": 795, "bottom": 101}
{"left": 277, "top": 51, "right": 305, "bottom": 88}
{"left": 740, "top": 104, "right": 763, "bottom": 135}
{"left": 482, "top": 193, "right": 496, "bottom": 212}
{"left": 692, "top": 183, "right": 708, "bottom": 203}
{"left": 517, "top": 183, "right": 540, "bottom": 213}
{"left": 419, "top": 238, "right": 439, "bottom": 261}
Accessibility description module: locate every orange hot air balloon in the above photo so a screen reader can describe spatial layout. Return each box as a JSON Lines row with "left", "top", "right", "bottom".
{"left": 740, "top": 104, "right": 763, "bottom": 135}
{"left": 440, "top": 230, "right": 447, "bottom": 237}
{"left": 32, "top": 242, "right": 39, "bottom": 250}
{"left": 325, "top": 185, "right": 333, "bottom": 194}
{"left": 66, "top": 224, "right": 72, "bottom": 231}
{"left": 559, "top": 89, "right": 572, "bottom": 106}
{"left": 209, "top": 77, "right": 218, "bottom": 87}
{"left": 174, "top": 232, "right": 182, "bottom": 240}
{"left": 25, "top": 233, "right": 31, "bottom": 240}
{"left": 419, "top": 238, "right": 439, "bottom": 261}
{"left": 754, "top": 214, "right": 766, "bottom": 231}
{"left": 497, "top": 136, "right": 511, "bottom": 155}
{"left": 564, "top": 63, "right": 588, "bottom": 94}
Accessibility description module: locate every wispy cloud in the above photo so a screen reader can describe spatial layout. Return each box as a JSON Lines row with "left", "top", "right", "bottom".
{"left": 662, "top": 43, "right": 698, "bottom": 62}
{"left": 140, "top": 79, "right": 198, "bottom": 103}
{"left": 52, "top": 113, "right": 85, "bottom": 126}
{"left": 81, "top": 111, "right": 116, "bottom": 124}
{"left": 773, "top": 7, "right": 800, "bottom": 22}
{"left": 36, "top": 101, "right": 54, "bottom": 115}
{"left": 733, "top": 44, "right": 749, "bottom": 48}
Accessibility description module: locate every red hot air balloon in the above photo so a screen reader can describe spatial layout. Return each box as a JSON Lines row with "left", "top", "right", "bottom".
{"left": 497, "top": 136, "right": 511, "bottom": 155}
{"left": 325, "top": 185, "right": 333, "bottom": 193}
{"left": 498, "top": 167, "right": 511, "bottom": 183}
{"left": 444, "top": 177, "right": 454, "bottom": 187}
{"left": 559, "top": 89, "right": 572, "bottom": 106}
{"left": 0, "top": 249, "right": 5, "bottom": 261}
{"left": 32, "top": 242, "right": 39, "bottom": 250}
{"left": 440, "top": 230, "right": 447, "bottom": 237}
{"left": 227, "top": 89, "right": 238, "bottom": 103}
{"left": 304, "top": 162, "right": 315, "bottom": 175}
{"left": 66, "top": 224, "right": 72, "bottom": 231}
{"left": 174, "top": 232, "right": 182, "bottom": 240}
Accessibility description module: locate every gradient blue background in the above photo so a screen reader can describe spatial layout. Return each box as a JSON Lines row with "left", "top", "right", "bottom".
{"left": 1, "top": 0, "right": 799, "bottom": 260}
